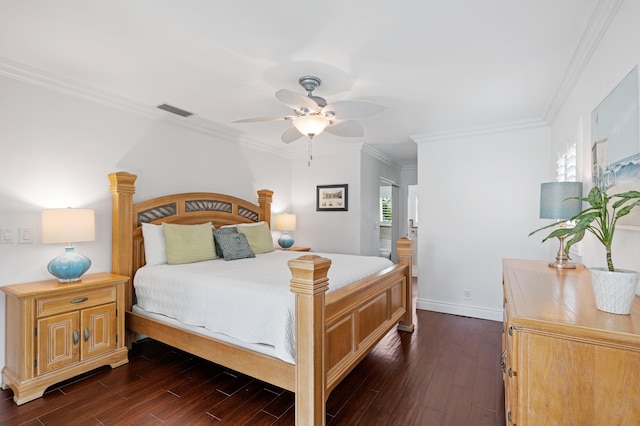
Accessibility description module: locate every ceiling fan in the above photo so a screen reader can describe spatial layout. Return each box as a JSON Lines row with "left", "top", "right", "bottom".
{"left": 233, "top": 76, "right": 386, "bottom": 144}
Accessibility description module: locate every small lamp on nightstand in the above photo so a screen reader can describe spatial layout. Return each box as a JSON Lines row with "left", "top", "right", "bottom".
{"left": 275, "top": 213, "right": 296, "bottom": 249}
{"left": 42, "top": 208, "right": 95, "bottom": 282}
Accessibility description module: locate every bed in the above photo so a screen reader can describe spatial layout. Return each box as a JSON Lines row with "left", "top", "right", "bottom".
{"left": 109, "top": 171, "right": 414, "bottom": 425}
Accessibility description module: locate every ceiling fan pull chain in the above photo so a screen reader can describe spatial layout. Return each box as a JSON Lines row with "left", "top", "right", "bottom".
{"left": 307, "top": 138, "right": 313, "bottom": 166}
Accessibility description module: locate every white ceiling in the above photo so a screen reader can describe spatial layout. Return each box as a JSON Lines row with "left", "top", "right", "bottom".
{"left": 0, "top": 0, "right": 600, "bottom": 166}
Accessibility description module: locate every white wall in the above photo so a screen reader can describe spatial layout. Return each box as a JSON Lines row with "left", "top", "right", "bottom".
{"left": 289, "top": 144, "right": 362, "bottom": 254}
{"left": 550, "top": 0, "right": 640, "bottom": 274}
{"left": 0, "top": 75, "right": 291, "bottom": 370}
{"left": 415, "top": 124, "right": 551, "bottom": 321}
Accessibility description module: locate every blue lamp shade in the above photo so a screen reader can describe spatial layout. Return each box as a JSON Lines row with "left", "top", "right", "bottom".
{"left": 539, "top": 182, "right": 583, "bottom": 220}
{"left": 275, "top": 213, "right": 296, "bottom": 249}
{"left": 42, "top": 208, "right": 95, "bottom": 282}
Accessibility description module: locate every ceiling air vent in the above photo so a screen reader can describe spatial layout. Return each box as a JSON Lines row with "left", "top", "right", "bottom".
{"left": 157, "top": 104, "right": 193, "bottom": 117}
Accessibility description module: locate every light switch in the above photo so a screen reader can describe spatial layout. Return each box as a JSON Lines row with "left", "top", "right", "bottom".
{"left": 19, "top": 227, "right": 34, "bottom": 244}
{"left": 0, "top": 228, "right": 14, "bottom": 244}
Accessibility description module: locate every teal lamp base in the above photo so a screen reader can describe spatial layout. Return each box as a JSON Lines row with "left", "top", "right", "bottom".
{"left": 278, "top": 232, "right": 294, "bottom": 249}
{"left": 48, "top": 246, "right": 91, "bottom": 282}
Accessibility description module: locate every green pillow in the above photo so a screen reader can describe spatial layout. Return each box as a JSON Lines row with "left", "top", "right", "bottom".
{"left": 237, "top": 221, "right": 274, "bottom": 254}
{"left": 162, "top": 222, "right": 216, "bottom": 264}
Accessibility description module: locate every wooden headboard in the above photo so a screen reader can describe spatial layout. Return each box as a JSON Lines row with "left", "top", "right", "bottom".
{"left": 108, "top": 171, "right": 273, "bottom": 309}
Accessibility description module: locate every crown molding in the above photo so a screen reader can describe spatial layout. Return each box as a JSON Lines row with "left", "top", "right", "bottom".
{"left": 411, "top": 118, "right": 548, "bottom": 144}
{"left": 236, "top": 134, "right": 291, "bottom": 159}
{"left": 402, "top": 164, "right": 417, "bottom": 173}
{"left": 361, "top": 144, "right": 395, "bottom": 166}
{"left": 544, "top": 0, "right": 624, "bottom": 122}
{"left": 0, "top": 56, "right": 247, "bottom": 144}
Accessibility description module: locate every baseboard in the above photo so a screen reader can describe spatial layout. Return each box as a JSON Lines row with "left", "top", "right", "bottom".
{"left": 416, "top": 298, "right": 503, "bottom": 322}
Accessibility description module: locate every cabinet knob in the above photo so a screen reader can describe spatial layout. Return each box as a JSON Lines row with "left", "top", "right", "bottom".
{"left": 508, "top": 326, "right": 513, "bottom": 336}
{"left": 83, "top": 327, "right": 90, "bottom": 342}
{"left": 508, "top": 410, "right": 513, "bottom": 423}
{"left": 73, "top": 330, "right": 79, "bottom": 345}
{"left": 500, "top": 351, "right": 507, "bottom": 372}
{"left": 71, "top": 297, "right": 89, "bottom": 304}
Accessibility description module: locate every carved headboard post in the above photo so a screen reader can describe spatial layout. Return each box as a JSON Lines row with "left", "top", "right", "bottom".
{"left": 257, "top": 189, "right": 273, "bottom": 227}
{"left": 108, "top": 171, "right": 137, "bottom": 309}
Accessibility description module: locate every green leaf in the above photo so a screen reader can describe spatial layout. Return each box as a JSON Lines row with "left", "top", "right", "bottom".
{"left": 528, "top": 184, "right": 640, "bottom": 269}
{"left": 617, "top": 201, "right": 640, "bottom": 218}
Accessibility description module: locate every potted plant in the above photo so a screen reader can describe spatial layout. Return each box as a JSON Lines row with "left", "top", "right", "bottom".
{"left": 530, "top": 185, "right": 640, "bottom": 314}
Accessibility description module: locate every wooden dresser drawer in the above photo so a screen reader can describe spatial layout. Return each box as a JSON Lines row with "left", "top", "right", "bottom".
{"left": 36, "top": 285, "right": 116, "bottom": 318}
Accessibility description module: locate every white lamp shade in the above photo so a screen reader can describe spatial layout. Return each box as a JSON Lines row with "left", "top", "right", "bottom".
{"left": 42, "top": 208, "right": 96, "bottom": 244}
{"left": 293, "top": 115, "right": 330, "bottom": 137}
{"left": 275, "top": 213, "right": 297, "bottom": 232}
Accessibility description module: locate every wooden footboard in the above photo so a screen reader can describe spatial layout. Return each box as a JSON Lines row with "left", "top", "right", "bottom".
{"left": 288, "top": 239, "right": 413, "bottom": 424}
{"left": 109, "top": 171, "right": 414, "bottom": 426}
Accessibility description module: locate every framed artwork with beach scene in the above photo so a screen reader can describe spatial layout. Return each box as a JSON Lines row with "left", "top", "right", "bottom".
{"left": 591, "top": 66, "right": 640, "bottom": 227}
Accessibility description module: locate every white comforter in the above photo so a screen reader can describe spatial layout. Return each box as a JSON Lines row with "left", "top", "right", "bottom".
{"left": 133, "top": 250, "right": 393, "bottom": 364}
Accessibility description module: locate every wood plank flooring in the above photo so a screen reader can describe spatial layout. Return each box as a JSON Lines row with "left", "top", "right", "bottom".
{"left": 1, "top": 309, "right": 505, "bottom": 425}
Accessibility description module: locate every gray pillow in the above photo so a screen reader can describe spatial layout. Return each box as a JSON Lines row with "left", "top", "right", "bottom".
{"left": 215, "top": 232, "right": 255, "bottom": 260}
{"left": 213, "top": 227, "right": 238, "bottom": 258}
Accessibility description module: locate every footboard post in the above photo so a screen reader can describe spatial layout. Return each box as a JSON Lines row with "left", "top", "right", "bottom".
{"left": 289, "top": 255, "right": 332, "bottom": 426}
{"left": 396, "top": 237, "right": 415, "bottom": 332}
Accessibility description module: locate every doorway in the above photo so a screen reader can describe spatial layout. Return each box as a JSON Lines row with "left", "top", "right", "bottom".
{"left": 380, "top": 178, "right": 400, "bottom": 263}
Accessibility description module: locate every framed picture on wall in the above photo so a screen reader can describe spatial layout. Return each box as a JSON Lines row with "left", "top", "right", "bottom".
{"left": 316, "top": 184, "right": 348, "bottom": 211}
{"left": 591, "top": 66, "right": 640, "bottom": 227}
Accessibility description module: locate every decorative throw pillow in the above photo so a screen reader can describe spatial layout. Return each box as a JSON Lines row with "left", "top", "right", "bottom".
{"left": 237, "top": 221, "right": 274, "bottom": 254}
{"left": 213, "top": 227, "right": 238, "bottom": 258}
{"left": 215, "top": 232, "right": 256, "bottom": 260}
{"left": 162, "top": 222, "right": 217, "bottom": 264}
{"left": 141, "top": 223, "right": 167, "bottom": 265}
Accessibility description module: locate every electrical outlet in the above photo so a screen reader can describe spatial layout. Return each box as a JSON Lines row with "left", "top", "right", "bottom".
{"left": 464, "top": 289, "right": 472, "bottom": 300}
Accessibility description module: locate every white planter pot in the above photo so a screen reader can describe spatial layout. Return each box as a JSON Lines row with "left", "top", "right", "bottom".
{"left": 590, "top": 267, "right": 639, "bottom": 315}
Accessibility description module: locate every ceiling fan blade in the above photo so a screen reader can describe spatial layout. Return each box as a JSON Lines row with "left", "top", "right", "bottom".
{"left": 281, "top": 126, "right": 304, "bottom": 144}
{"left": 322, "top": 100, "right": 386, "bottom": 120}
{"left": 275, "top": 89, "right": 320, "bottom": 113}
{"left": 233, "top": 115, "right": 294, "bottom": 123}
{"left": 325, "top": 120, "right": 364, "bottom": 137}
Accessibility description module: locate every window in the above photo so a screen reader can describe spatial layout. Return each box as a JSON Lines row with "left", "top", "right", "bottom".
{"left": 556, "top": 139, "right": 577, "bottom": 182}
{"left": 380, "top": 196, "right": 392, "bottom": 224}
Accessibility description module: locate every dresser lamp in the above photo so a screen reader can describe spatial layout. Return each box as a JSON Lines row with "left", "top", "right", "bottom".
{"left": 274, "top": 213, "right": 296, "bottom": 249}
{"left": 41, "top": 208, "right": 95, "bottom": 282}
{"left": 539, "top": 182, "right": 583, "bottom": 269}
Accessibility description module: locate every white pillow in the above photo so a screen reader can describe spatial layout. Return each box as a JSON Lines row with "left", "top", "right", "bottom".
{"left": 141, "top": 223, "right": 167, "bottom": 265}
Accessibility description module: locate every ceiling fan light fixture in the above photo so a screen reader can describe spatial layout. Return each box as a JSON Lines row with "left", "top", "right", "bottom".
{"left": 293, "top": 115, "right": 330, "bottom": 138}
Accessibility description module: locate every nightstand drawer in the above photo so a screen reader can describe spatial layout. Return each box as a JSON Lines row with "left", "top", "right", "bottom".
{"left": 36, "top": 285, "right": 116, "bottom": 318}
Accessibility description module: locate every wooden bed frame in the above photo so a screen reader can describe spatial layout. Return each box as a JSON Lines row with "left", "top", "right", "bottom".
{"left": 109, "top": 171, "right": 414, "bottom": 425}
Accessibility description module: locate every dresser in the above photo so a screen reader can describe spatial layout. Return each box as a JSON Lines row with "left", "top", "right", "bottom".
{"left": 502, "top": 259, "right": 640, "bottom": 425}
{"left": 1, "top": 273, "right": 129, "bottom": 405}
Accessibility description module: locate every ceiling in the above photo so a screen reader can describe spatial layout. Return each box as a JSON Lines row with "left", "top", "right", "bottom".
{"left": 0, "top": 1, "right": 600, "bottom": 166}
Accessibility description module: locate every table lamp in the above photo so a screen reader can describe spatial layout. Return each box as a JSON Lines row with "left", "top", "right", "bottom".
{"left": 42, "top": 208, "right": 95, "bottom": 282}
{"left": 274, "top": 213, "right": 296, "bottom": 249}
{"left": 539, "top": 182, "right": 583, "bottom": 269}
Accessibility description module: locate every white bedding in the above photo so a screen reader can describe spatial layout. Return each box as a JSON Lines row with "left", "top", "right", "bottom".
{"left": 133, "top": 250, "right": 393, "bottom": 364}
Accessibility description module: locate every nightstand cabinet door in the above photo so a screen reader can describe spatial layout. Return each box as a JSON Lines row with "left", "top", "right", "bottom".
{"left": 1, "top": 273, "right": 129, "bottom": 405}
{"left": 37, "top": 312, "right": 80, "bottom": 375}
{"left": 81, "top": 303, "right": 116, "bottom": 359}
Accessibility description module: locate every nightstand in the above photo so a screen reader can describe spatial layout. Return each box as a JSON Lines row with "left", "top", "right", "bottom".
{"left": 277, "top": 246, "right": 311, "bottom": 252}
{"left": 1, "top": 272, "right": 129, "bottom": 405}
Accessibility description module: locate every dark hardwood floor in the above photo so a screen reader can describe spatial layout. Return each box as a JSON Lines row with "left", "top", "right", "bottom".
{"left": 1, "top": 303, "right": 505, "bottom": 425}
